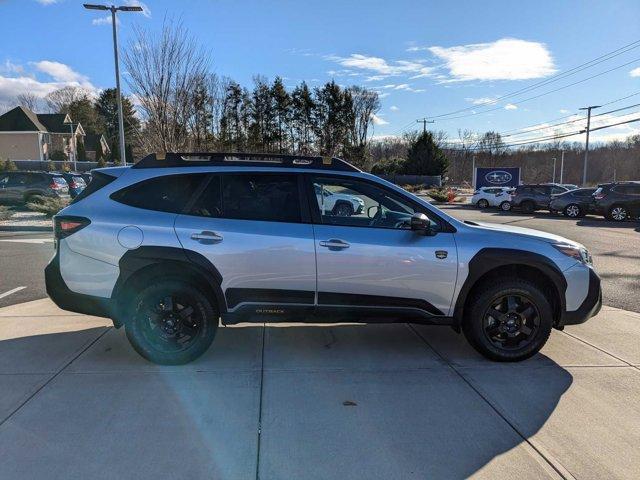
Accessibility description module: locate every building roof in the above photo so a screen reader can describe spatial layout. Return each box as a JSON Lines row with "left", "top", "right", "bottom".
{"left": 0, "top": 106, "right": 48, "bottom": 132}
{"left": 36, "top": 113, "right": 75, "bottom": 134}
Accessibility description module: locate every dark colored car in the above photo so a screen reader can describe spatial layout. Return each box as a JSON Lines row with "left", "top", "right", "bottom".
{"left": 510, "top": 184, "right": 569, "bottom": 212}
{"left": 0, "top": 171, "right": 70, "bottom": 204}
{"left": 548, "top": 188, "right": 596, "bottom": 218}
{"left": 593, "top": 181, "right": 640, "bottom": 221}
{"left": 59, "top": 172, "right": 87, "bottom": 198}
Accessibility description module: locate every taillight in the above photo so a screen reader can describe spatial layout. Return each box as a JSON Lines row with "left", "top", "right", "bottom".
{"left": 50, "top": 181, "right": 62, "bottom": 190}
{"left": 54, "top": 216, "right": 90, "bottom": 240}
{"left": 594, "top": 193, "right": 606, "bottom": 200}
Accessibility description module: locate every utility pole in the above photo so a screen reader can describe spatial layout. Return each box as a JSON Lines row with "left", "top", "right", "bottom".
{"left": 471, "top": 155, "right": 476, "bottom": 188}
{"left": 84, "top": 4, "right": 143, "bottom": 165}
{"left": 579, "top": 105, "right": 601, "bottom": 186}
{"left": 416, "top": 118, "right": 434, "bottom": 133}
{"left": 551, "top": 157, "right": 556, "bottom": 183}
{"left": 559, "top": 150, "right": 565, "bottom": 184}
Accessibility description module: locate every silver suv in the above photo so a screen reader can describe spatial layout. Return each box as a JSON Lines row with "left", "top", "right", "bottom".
{"left": 45, "top": 153, "right": 602, "bottom": 365}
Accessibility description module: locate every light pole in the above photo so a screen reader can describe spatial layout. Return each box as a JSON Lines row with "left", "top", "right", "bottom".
{"left": 579, "top": 105, "right": 601, "bottom": 186}
{"left": 63, "top": 117, "right": 76, "bottom": 171}
{"left": 83, "top": 4, "right": 143, "bottom": 165}
{"left": 559, "top": 150, "right": 565, "bottom": 184}
{"left": 551, "top": 157, "right": 556, "bottom": 183}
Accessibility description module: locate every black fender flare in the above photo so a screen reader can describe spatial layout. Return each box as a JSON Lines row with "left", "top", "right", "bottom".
{"left": 112, "top": 246, "right": 227, "bottom": 319}
{"left": 453, "top": 248, "right": 567, "bottom": 327}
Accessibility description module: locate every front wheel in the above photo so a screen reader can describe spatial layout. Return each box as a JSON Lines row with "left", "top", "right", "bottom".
{"left": 125, "top": 280, "right": 219, "bottom": 365}
{"left": 499, "top": 201, "right": 512, "bottom": 211}
{"left": 477, "top": 199, "right": 489, "bottom": 209}
{"left": 608, "top": 205, "right": 628, "bottom": 222}
{"left": 462, "top": 279, "right": 553, "bottom": 362}
{"left": 520, "top": 201, "right": 535, "bottom": 213}
{"left": 333, "top": 202, "right": 354, "bottom": 217}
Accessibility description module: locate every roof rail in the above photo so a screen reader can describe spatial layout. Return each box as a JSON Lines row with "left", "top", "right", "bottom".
{"left": 131, "top": 152, "right": 361, "bottom": 172}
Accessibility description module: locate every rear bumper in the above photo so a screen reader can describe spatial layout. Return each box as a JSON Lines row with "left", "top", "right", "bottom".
{"left": 45, "top": 249, "right": 113, "bottom": 319}
{"left": 560, "top": 267, "right": 602, "bottom": 326}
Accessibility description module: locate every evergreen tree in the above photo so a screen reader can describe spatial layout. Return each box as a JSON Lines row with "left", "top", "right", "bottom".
{"left": 405, "top": 131, "right": 449, "bottom": 176}
{"left": 66, "top": 98, "right": 103, "bottom": 136}
{"left": 291, "top": 82, "right": 315, "bottom": 154}
{"left": 271, "top": 77, "right": 291, "bottom": 153}
{"left": 94, "top": 88, "right": 140, "bottom": 162}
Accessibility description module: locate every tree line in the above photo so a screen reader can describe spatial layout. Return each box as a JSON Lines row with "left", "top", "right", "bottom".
{"left": 122, "top": 21, "right": 381, "bottom": 169}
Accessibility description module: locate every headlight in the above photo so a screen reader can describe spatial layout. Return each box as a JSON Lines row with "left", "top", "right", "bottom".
{"left": 552, "top": 243, "right": 592, "bottom": 265}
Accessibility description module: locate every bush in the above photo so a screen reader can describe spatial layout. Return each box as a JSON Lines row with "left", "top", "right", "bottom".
{"left": 0, "top": 205, "right": 13, "bottom": 221}
{"left": 401, "top": 184, "right": 425, "bottom": 193}
{"left": 49, "top": 150, "right": 66, "bottom": 162}
{"left": 26, "top": 195, "right": 69, "bottom": 217}
{"left": 426, "top": 188, "right": 450, "bottom": 203}
{"left": 0, "top": 158, "right": 17, "bottom": 172}
{"left": 371, "top": 157, "right": 407, "bottom": 175}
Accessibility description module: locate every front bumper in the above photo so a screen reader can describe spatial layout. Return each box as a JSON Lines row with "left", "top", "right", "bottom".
{"left": 561, "top": 267, "right": 602, "bottom": 326}
{"left": 45, "top": 249, "right": 113, "bottom": 319}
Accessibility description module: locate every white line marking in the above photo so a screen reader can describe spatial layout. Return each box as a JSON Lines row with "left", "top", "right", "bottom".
{"left": 0, "top": 239, "right": 53, "bottom": 244}
{"left": 0, "top": 286, "right": 26, "bottom": 299}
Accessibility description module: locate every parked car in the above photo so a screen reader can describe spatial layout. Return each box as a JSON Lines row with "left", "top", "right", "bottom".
{"left": 561, "top": 184, "right": 579, "bottom": 190}
{"left": 510, "top": 184, "right": 569, "bottom": 212}
{"left": 314, "top": 182, "right": 365, "bottom": 216}
{"left": 471, "top": 186, "right": 514, "bottom": 209}
{"left": 548, "top": 188, "right": 596, "bottom": 218}
{"left": 56, "top": 172, "right": 87, "bottom": 198}
{"left": 45, "top": 152, "right": 601, "bottom": 365}
{"left": 80, "top": 172, "right": 92, "bottom": 184}
{"left": 0, "top": 171, "right": 69, "bottom": 204}
{"left": 592, "top": 181, "right": 640, "bottom": 221}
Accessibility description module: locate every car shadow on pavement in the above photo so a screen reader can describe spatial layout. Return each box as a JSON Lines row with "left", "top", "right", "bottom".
{"left": 0, "top": 324, "right": 574, "bottom": 479}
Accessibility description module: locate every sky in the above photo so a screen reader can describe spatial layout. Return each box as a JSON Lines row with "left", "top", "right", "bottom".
{"left": 1, "top": 0, "right": 640, "bottom": 144}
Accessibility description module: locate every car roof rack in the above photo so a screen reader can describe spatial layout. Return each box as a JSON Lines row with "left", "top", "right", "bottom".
{"left": 131, "top": 152, "right": 361, "bottom": 172}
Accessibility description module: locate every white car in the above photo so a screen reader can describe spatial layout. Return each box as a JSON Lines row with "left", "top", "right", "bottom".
{"left": 472, "top": 187, "right": 513, "bottom": 209}
{"left": 314, "top": 183, "right": 365, "bottom": 216}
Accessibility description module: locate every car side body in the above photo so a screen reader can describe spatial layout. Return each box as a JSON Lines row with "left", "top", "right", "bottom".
{"left": 0, "top": 171, "right": 70, "bottom": 204}
{"left": 510, "top": 183, "right": 569, "bottom": 212}
{"left": 548, "top": 188, "right": 596, "bottom": 218}
{"left": 45, "top": 153, "right": 602, "bottom": 364}
{"left": 471, "top": 187, "right": 513, "bottom": 208}
{"left": 592, "top": 181, "right": 640, "bottom": 221}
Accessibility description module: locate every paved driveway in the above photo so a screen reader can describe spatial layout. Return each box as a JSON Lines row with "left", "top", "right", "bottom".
{"left": 0, "top": 299, "right": 639, "bottom": 479}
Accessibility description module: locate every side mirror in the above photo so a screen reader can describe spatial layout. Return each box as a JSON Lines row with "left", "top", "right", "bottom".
{"left": 410, "top": 213, "right": 437, "bottom": 236}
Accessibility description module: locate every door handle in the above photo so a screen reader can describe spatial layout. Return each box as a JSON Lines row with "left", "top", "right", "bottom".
{"left": 190, "top": 231, "right": 223, "bottom": 244}
{"left": 319, "top": 239, "right": 350, "bottom": 250}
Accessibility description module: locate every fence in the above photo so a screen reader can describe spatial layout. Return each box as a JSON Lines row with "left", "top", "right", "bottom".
{"left": 11, "top": 160, "right": 118, "bottom": 172}
{"left": 378, "top": 174, "right": 441, "bottom": 187}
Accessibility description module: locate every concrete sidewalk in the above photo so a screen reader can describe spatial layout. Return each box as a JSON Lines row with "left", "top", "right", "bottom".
{"left": 0, "top": 299, "right": 638, "bottom": 479}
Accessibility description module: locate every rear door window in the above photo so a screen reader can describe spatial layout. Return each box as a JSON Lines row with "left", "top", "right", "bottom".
{"left": 111, "top": 174, "right": 206, "bottom": 213}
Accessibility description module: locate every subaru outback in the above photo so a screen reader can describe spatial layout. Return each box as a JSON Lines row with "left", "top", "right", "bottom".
{"left": 45, "top": 153, "right": 602, "bottom": 365}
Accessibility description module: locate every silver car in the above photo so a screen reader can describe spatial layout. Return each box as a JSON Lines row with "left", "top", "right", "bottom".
{"left": 45, "top": 153, "right": 602, "bottom": 365}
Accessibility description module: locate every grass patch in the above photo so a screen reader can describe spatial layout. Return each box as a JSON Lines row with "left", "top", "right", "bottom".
{"left": 0, "top": 205, "right": 13, "bottom": 221}
{"left": 26, "top": 196, "right": 69, "bottom": 218}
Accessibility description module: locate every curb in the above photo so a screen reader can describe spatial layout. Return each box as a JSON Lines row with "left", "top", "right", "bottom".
{"left": 0, "top": 225, "right": 52, "bottom": 232}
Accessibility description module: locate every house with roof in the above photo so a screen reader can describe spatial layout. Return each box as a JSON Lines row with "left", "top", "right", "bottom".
{"left": 83, "top": 133, "right": 111, "bottom": 161}
{"left": 0, "top": 106, "right": 86, "bottom": 161}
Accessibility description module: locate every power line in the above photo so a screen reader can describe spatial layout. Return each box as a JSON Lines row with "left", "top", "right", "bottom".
{"left": 427, "top": 38, "right": 640, "bottom": 119}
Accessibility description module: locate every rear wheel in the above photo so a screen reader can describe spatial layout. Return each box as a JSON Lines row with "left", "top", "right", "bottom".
{"left": 499, "top": 201, "right": 512, "bottom": 211}
{"left": 564, "top": 203, "right": 583, "bottom": 218}
{"left": 125, "top": 280, "right": 218, "bottom": 365}
{"left": 608, "top": 205, "right": 628, "bottom": 222}
{"left": 463, "top": 279, "right": 553, "bottom": 362}
{"left": 477, "top": 198, "right": 489, "bottom": 209}
{"left": 520, "top": 200, "right": 535, "bottom": 213}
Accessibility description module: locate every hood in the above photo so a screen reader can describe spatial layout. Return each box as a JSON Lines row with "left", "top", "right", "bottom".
{"left": 464, "top": 221, "right": 582, "bottom": 246}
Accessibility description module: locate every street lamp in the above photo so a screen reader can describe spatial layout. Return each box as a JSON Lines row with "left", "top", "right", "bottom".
{"left": 63, "top": 116, "right": 76, "bottom": 171}
{"left": 83, "top": 4, "right": 143, "bottom": 165}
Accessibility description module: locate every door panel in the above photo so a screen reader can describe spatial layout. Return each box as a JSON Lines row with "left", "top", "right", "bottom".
{"left": 175, "top": 216, "right": 317, "bottom": 309}
{"left": 313, "top": 224, "right": 457, "bottom": 315}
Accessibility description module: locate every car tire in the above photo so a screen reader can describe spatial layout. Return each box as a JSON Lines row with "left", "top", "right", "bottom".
{"left": 520, "top": 201, "right": 535, "bottom": 213}
{"left": 462, "top": 279, "right": 553, "bottom": 362}
{"left": 125, "top": 280, "right": 219, "bottom": 365}
{"left": 476, "top": 199, "right": 489, "bottom": 209}
{"left": 564, "top": 204, "right": 583, "bottom": 218}
{"left": 608, "top": 204, "right": 628, "bottom": 222}
{"left": 333, "top": 202, "right": 354, "bottom": 217}
{"left": 499, "top": 201, "right": 512, "bottom": 211}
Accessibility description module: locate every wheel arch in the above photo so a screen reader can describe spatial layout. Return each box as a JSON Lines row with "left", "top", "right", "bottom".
{"left": 453, "top": 248, "right": 566, "bottom": 329}
{"left": 112, "top": 246, "right": 226, "bottom": 327}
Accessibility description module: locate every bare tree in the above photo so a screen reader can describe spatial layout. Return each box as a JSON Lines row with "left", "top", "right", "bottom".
{"left": 44, "top": 86, "right": 90, "bottom": 113}
{"left": 16, "top": 93, "right": 41, "bottom": 111}
{"left": 348, "top": 86, "right": 380, "bottom": 147}
{"left": 123, "top": 19, "right": 210, "bottom": 153}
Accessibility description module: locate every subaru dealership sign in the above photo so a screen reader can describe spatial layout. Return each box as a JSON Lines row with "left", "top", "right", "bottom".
{"left": 474, "top": 167, "right": 520, "bottom": 188}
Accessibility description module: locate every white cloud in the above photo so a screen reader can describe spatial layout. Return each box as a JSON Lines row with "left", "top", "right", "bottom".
{"left": 1, "top": 60, "right": 24, "bottom": 75}
{"left": 630, "top": 67, "right": 640, "bottom": 78}
{"left": 429, "top": 38, "right": 556, "bottom": 81}
{"left": 326, "top": 53, "right": 434, "bottom": 81}
{"left": 466, "top": 97, "right": 497, "bottom": 105}
{"left": 504, "top": 103, "right": 518, "bottom": 110}
{"left": 0, "top": 61, "right": 97, "bottom": 105}
{"left": 36, "top": 0, "right": 59, "bottom": 5}
{"left": 559, "top": 109, "right": 570, "bottom": 114}
{"left": 370, "top": 113, "right": 388, "bottom": 125}
{"left": 390, "top": 105, "right": 399, "bottom": 111}
{"left": 92, "top": 15, "right": 117, "bottom": 26}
